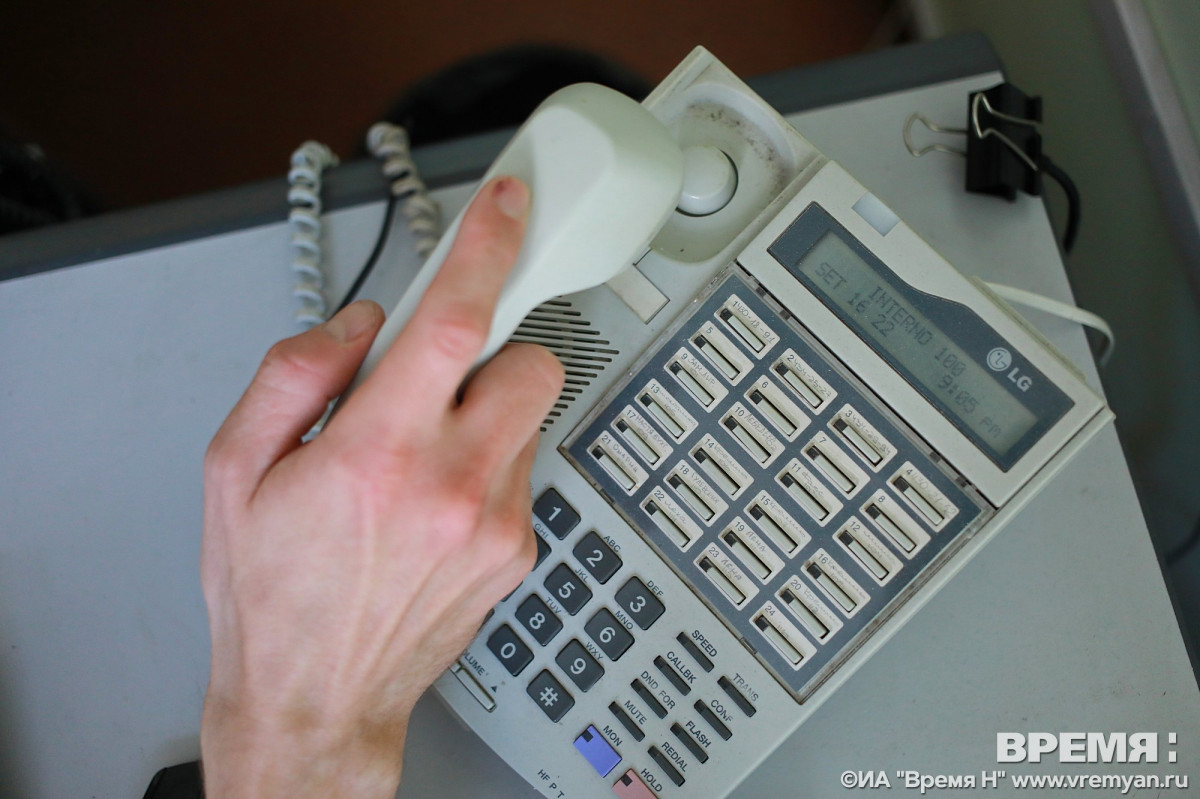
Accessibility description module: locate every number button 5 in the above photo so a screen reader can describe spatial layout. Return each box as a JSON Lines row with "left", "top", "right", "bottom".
{"left": 544, "top": 564, "right": 593, "bottom": 616}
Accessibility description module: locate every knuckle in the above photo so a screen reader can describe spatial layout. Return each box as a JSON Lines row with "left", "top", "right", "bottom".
{"left": 260, "top": 338, "right": 319, "bottom": 386}
{"left": 426, "top": 307, "right": 489, "bottom": 363}
{"left": 203, "top": 431, "right": 240, "bottom": 484}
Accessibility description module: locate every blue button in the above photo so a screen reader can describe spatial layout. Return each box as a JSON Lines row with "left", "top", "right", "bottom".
{"left": 573, "top": 725, "right": 620, "bottom": 777}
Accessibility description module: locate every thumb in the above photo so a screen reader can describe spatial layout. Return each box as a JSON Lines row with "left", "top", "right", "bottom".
{"left": 206, "top": 301, "right": 385, "bottom": 494}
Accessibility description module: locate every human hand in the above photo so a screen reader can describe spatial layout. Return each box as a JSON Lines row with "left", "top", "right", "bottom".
{"left": 200, "top": 177, "right": 563, "bottom": 798}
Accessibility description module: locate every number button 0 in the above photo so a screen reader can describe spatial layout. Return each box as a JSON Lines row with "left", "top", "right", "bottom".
{"left": 533, "top": 488, "right": 580, "bottom": 540}
{"left": 515, "top": 594, "right": 562, "bottom": 646}
{"left": 555, "top": 639, "right": 604, "bottom": 691}
{"left": 544, "top": 563, "right": 593, "bottom": 616}
{"left": 572, "top": 531, "right": 622, "bottom": 584}
{"left": 585, "top": 608, "right": 634, "bottom": 661}
{"left": 486, "top": 624, "right": 533, "bottom": 676}
{"left": 615, "top": 577, "right": 665, "bottom": 630}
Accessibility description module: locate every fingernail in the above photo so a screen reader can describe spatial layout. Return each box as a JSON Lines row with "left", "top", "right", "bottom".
{"left": 323, "top": 301, "right": 379, "bottom": 343}
{"left": 492, "top": 177, "right": 530, "bottom": 220}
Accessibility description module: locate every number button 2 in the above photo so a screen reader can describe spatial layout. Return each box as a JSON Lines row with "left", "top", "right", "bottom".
{"left": 572, "top": 531, "right": 622, "bottom": 584}
{"left": 544, "top": 564, "right": 592, "bottom": 616}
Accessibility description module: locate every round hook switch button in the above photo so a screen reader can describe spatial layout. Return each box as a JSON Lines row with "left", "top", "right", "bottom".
{"left": 677, "top": 145, "right": 737, "bottom": 216}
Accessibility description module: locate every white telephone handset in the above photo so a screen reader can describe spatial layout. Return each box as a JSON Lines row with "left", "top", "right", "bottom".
{"left": 344, "top": 84, "right": 686, "bottom": 397}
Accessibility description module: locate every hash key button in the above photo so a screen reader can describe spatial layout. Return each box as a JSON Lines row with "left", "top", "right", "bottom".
{"left": 516, "top": 594, "right": 562, "bottom": 646}
{"left": 615, "top": 578, "right": 665, "bottom": 630}
{"left": 533, "top": 488, "right": 580, "bottom": 540}
{"left": 527, "top": 669, "right": 574, "bottom": 722}
{"left": 544, "top": 563, "right": 592, "bottom": 615}
{"left": 486, "top": 624, "right": 532, "bottom": 676}
{"left": 572, "top": 531, "right": 622, "bottom": 584}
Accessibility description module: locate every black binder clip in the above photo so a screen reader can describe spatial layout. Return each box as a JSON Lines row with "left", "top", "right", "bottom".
{"left": 905, "top": 81, "right": 1043, "bottom": 200}
{"left": 904, "top": 81, "right": 1078, "bottom": 252}
{"left": 965, "top": 83, "right": 1043, "bottom": 201}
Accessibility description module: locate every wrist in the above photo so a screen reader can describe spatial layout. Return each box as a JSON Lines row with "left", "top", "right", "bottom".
{"left": 200, "top": 693, "right": 407, "bottom": 799}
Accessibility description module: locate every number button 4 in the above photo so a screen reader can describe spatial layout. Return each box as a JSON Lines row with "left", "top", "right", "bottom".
{"left": 572, "top": 531, "right": 622, "bottom": 584}
{"left": 515, "top": 594, "right": 562, "bottom": 646}
{"left": 585, "top": 608, "right": 634, "bottom": 661}
{"left": 555, "top": 639, "right": 604, "bottom": 691}
{"left": 544, "top": 563, "right": 593, "bottom": 616}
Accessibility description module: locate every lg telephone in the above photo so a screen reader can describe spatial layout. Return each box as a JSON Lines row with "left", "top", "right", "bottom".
{"left": 346, "top": 48, "right": 1110, "bottom": 799}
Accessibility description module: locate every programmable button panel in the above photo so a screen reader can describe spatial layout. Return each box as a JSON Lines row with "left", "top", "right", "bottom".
{"left": 564, "top": 268, "right": 990, "bottom": 700}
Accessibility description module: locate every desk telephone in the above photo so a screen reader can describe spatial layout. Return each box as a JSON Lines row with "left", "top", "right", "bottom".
{"left": 347, "top": 48, "right": 1110, "bottom": 798}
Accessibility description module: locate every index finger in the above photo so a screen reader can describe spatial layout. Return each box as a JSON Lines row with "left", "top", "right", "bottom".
{"left": 335, "top": 177, "right": 531, "bottom": 439}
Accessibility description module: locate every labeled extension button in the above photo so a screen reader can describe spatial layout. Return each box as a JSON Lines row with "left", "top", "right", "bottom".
{"left": 574, "top": 724, "right": 621, "bottom": 777}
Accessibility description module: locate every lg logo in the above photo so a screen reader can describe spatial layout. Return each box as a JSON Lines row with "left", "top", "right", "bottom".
{"left": 987, "top": 347, "right": 1033, "bottom": 392}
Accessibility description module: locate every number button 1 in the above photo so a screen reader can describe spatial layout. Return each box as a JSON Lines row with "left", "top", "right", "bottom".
{"left": 486, "top": 624, "right": 533, "bottom": 676}
{"left": 585, "top": 608, "right": 634, "bottom": 661}
{"left": 555, "top": 639, "right": 604, "bottom": 691}
{"left": 615, "top": 577, "right": 665, "bottom": 630}
{"left": 572, "top": 531, "right": 622, "bottom": 584}
{"left": 533, "top": 488, "right": 580, "bottom": 540}
{"left": 515, "top": 594, "right": 562, "bottom": 646}
{"left": 544, "top": 563, "right": 593, "bottom": 616}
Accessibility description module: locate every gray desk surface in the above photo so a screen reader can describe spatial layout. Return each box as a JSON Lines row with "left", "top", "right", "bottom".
{"left": 2, "top": 36, "right": 1197, "bottom": 799}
